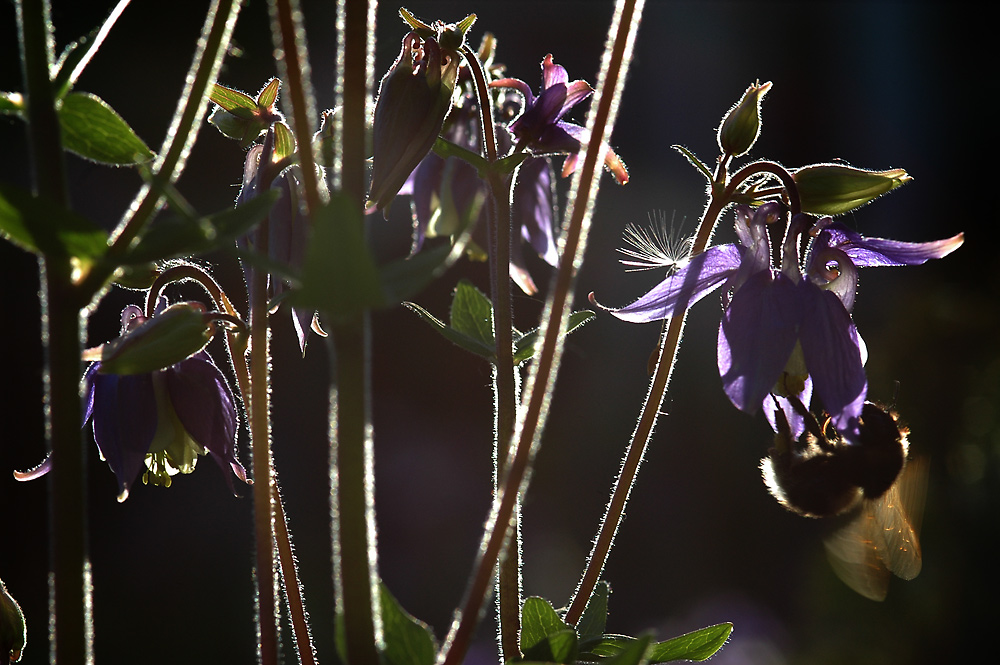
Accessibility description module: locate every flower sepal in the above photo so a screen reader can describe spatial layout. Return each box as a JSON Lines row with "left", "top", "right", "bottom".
{"left": 793, "top": 163, "right": 912, "bottom": 216}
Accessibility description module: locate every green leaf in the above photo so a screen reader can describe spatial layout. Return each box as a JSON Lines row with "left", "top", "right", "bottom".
{"left": 513, "top": 310, "right": 595, "bottom": 364}
{"left": 123, "top": 190, "right": 278, "bottom": 265}
{"left": 58, "top": 92, "right": 153, "bottom": 165}
{"left": 1, "top": 91, "right": 24, "bottom": 116}
{"left": 671, "top": 144, "right": 713, "bottom": 183}
{"left": 577, "top": 581, "right": 610, "bottom": 646}
{"left": 291, "top": 194, "right": 385, "bottom": 320}
{"left": 450, "top": 279, "right": 494, "bottom": 348}
{"left": 0, "top": 182, "right": 108, "bottom": 261}
{"left": 210, "top": 83, "right": 258, "bottom": 113}
{"left": 379, "top": 583, "right": 437, "bottom": 665}
{"left": 95, "top": 301, "right": 214, "bottom": 376}
{"left": 646, "top": 623, "right": 732, "bottom": 663}
{"left": 402, "top": 301, "right": 494, "bottom": 359}
{"left": 522, "top": 628, "right": 578, "bottom": 664}
{"left": 520, "top": 597, "right": 573, "bottom": 656}
{"left": 605, "top": 634, "right": 653, "bottom": 665}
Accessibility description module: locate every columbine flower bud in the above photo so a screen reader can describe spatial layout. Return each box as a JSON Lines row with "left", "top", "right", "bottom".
{"left": 369, "top": 14, "right": 473, "bottom": 216}
{"left": 717, "top": 81, "right": 771, "bottom": 158}
{"left": 1, "top": 579, "right": 26, "bottom": 663}
{"left": 792, "top": 163, "right": 912, "bottom": 215}
{"left": 89, "top": 301, "right": 214, "bottom": 376}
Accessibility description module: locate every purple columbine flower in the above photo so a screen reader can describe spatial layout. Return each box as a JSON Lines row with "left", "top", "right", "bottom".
{"left": 594, "top": 204, "right": 963, "bottom": 433}
{"left": 400, "top": 84, "right": 560, "bottom": 294}
{"left": 16, "top": 305, "right": 247, "bottom": 502}
{"left": 491, "top": 54, "right": 628, "bottom": 185}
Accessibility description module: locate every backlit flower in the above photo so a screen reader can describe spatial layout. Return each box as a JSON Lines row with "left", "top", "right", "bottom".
{"left": 594, "top": 205, "right": 963, "bottom": 430}
{"left": 15, "top": 305, "right": 247, "bottom": 501}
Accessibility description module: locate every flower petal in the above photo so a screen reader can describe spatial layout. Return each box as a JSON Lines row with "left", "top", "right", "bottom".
{"left": 514, "top": 157, "right": 558, "bottom": 267}
{"left": 797, "top": 281, "right": 867, "bottom": 432}
{"left": 165, "top": 354, "right": 244, "bottom": 493}
{"left": 763, "top": 376, "right": 814, "bottom": 438}
{"left": 541, "top": 54, "right": 569, "bottom": 89}
{"left": 815, "top": 222, "right": 964, "bottom": 267}
{"left": 718, "top": 272, "right": 802, "bottom": 413}
{"left": 599, "top": 244, "right": 742, "bottom": 323}
{"left": 92, "top": 371, "right": 158, "bottom": 500}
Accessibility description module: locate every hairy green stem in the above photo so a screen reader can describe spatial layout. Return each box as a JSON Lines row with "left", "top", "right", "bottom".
{"left": 439, "top": 3, "right": 643, "bottom": 663}
{"left": 268, "top": 0, "right": 322, "bottom": 214}
{"left": 462, "top": 42, "right": 522, "bottom": 662}
{"left": 330, "top": 2, "right": 381, "bottom": 665}
{"left": 77, "top": 0, "right": 243, "bottom": 304}
{"left": 562, "top": 153, "right": 796, "bottom": 625}
{"left": 248, "top": 215, "right": 279, "bottom": 665}
{"left": 18, "top": 1, "right": 90, "bottom": 662}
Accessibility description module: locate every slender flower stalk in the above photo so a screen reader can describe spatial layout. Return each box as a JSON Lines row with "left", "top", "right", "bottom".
{"left": 77, "top": 0, "right": 244, "bottom": 304}
{"left": 458, "top": 43, "right": 522, "bottom": 661}
{"left": 565, "top": 161, "right": 801, "bottom": 623}
{"left": 17, "top": 1, "right": 86, "bottom": 662}
{"left": 331, "top": 2, "right": 381, "bottom": 665}
{"left": 439, "top": 2, "right": 643, "bottom": 663}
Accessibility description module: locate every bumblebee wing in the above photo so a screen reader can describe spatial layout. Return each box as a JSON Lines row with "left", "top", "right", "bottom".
{"left": 824, "top": 503, "right": 890, "bottom": 601}
{"left": 872, "top": 457, "right": 926, "bottom": 581}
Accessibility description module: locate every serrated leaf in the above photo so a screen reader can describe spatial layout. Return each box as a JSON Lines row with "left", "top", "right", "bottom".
{"left": 256, "top": 77, "right": 280, "bottom": 108}
{"left": 380, "top": 583, "right": 437, "bottom": 665}
{"left": 1, "top": 91, "right": 23, "bottom": 115}
{"left": 58, "top": 92, "right": 153, "bottom": 165}
{"left": 513, "top": 310, "right": 595, "bottom": 364}
{"left": 577, "top": 581, "right": 610, "bottom": 646}
{"left": 274, "top": 121, "right": 296, "bottom": 160}
{"left": 402, "top": 301, "right": 494, "bottom": 359}
{"left": 520, "top": 597, "right": 572, "bottom": 656}
{"left": 122, "top": 190, "right": 278, "bottom": 265}
{"left": 210, "top": 83, "right": 257, "bottom": 113}
{"left": 0, "top": 182, "right": 107, "bottom": 261}
{"left": 646, "top": 623, "right": 732, "bottom": 663}
{"left": 290, "top": 194, "right": 385, "bottom": 320}
{"left": 450, "top": 280, "right": 494, "bottom": 348}
{"left": 522, "top": 628, "right": 578, "bottom": 664}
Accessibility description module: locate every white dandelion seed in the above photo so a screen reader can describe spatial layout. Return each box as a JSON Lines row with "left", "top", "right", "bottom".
{"left": 617, "top": 210, "right": 694, "bottom": 273}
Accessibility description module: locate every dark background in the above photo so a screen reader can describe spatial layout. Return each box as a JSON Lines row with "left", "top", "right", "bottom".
{"left": 1, "top": 1, "right": 993, "bottom": 664}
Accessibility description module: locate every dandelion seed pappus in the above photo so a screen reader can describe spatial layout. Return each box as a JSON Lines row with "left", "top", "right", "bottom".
{"left": 618, "top": 210, "right": 694, "bottom": 274}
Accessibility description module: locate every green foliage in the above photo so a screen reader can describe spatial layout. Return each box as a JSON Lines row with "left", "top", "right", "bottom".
{"left": 95, "top": 302, "right": 214, "bottom": 376}
{"left": 380, "top": 584, "right": 437, "bottom": 665}
{"left": 58, "top": 92, "right": 154, "bottom": 165}
{"left": 579, "top": 625, "right": 732, "bottom": 664}
{"left": 208, "top": 81, "right": 283, "bottom": 148}
{"left": 519, "top": 597, "right": 578, "bottom": 664}
{"left": 291, "top": 193, "right": 385, "bottom": 321}
{"left": 404, "top": 280, "right": 595, "bottom": 365}
{"left": 123, "top": 190, "right": 278, "bottom": 265}
{"left": 576, "top": 581, "right": 610, "bottom": 646}
{"left": 0, "top": 183, "right": 108, "bottom": 262}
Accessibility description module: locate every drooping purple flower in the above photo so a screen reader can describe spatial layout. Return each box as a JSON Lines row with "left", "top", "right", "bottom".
{"left": 594, "top": 204, "right": 963, "bottom": 431}
{"left": 237, "top": 127, "right": 321, "bottom": 354}
{"left": 16, "top": 305, "right": 247, "bottom": 502}
{"left": 491, "top": 54, "right": 628, "bottom": 185}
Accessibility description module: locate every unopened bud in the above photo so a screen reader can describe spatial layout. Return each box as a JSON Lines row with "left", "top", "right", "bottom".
{"left": 718, "top": 81, "right": 771, "bottom": 158}
{"left": 793, "top": 163, "right": 912, "bottom": 216}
